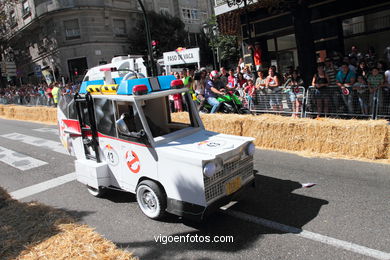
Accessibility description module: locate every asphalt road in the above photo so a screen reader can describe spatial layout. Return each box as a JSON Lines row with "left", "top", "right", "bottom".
{"left": 1, "top": 118, "right": 389, "bottom": 260}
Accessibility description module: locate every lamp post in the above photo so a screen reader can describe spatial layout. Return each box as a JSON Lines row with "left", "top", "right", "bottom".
{"left": 226, "top": 0, "right": 256, "bottom": 74}
{"left": 202, "top": 23, "right": 218, "bottom": 70}
{"left": 136, "top": 0, "right": 156, "bottom": 76}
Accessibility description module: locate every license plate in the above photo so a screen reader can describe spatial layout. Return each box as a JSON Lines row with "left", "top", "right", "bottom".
{"left": 225, "top": 177, "right": 242, "bottom": 195}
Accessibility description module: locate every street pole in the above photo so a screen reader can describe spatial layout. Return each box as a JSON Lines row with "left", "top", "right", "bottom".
{"left": 243, "top": 0, "right": 256, "bottom": 78}
{"left": 136, "top": 0, "right": 156, "bottom": 76}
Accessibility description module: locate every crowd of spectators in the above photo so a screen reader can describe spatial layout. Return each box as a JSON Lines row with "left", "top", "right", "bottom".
{"left": 310, "top": 45, "right": 390, "bottom": 117}
{"left": 0, "top": 82, "right": 80, "bottom": 106}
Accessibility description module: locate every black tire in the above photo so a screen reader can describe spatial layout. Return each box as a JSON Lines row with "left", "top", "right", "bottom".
{"left": 240, "top": 108, "right": 251, "bottom": 114}
{"left": 136, "top": 180, "right": 167, "bottom": 220}
{"left": 87, "top": 185, "right": 106, "bottom": 198}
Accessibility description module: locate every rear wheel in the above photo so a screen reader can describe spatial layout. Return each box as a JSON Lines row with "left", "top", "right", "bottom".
{"left": 87, "top": 185, "right": 106, "bottom": 198}
{"left": 136, "top": 180, "right": 166, "bottom": 220}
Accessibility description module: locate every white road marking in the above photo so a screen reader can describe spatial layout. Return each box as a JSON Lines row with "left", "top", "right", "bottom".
{"left": 1, "top": 133, "right": 68, "bottom": 155}
{"left": 221, "top": 208, "right": 390, "bottom": 260}
{"left": 10, "top": 172, "right": 76, "bottom": 200}
{"left": 0, "top": 145, "right": 47, "bottom": 171}
{"left": 33, "top": 128, "right": 59, "bottom": 135}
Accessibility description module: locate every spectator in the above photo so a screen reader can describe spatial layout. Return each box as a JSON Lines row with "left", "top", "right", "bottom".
{"left": 265, "top": 67, "right": 282, "bottom": 112}
{"left": 353, "top": 75, "right": 369, "bottom": 115}
{"left": 205, "top": 70, "right": 224, "bottom": 113}
{"left": 285, "top": 70, "right": 304, "bottom": 118}
{"left": 172, "top": 72, "right": 183, "bottom": 112}
{"left": 325, "top": 57, "right": 339, "bottom": 113}
{"left": 312, "top": 63, "right": 330, "bottom": 117}
{"left": 348, "top": 45, "right": 363, "bottom": 65}
{"left": 219, "top": 67, "right": 229, "bottom": 87}
{"left": 365, "top": 46, "right": 377, "bottom": 68}
{"left": 193, "top": 69, "right": 207, "bottom": 111}
{"left": 236, "top": 72, "right": 247, "bottom": 98}
{"left": 356, "top": 61, "right": 369, "bottom": 79}
{"left": 367, "top": 67, "right": 385, "bottom": 114}
{"left": 336, "top": 62, "right": 356, "bottom": 114}
{"left": 227, "top": 69, "right": 237, "bottom": 90}
{"left": 244, "top": 79, "right": 256, "bottom": 108}
{"left": 238, "top": 57, "right": 245, "bottom": 71}
{"left": 234, "top": 66, "right": 241, "bottom": 77}
{"left": 243, "top": 65, "right": 254, "bottom": 81}
{"left": 248, "top": 43, "right": 263, "bottom": 71}
{"left": 45, "top": 84, "right": 54, "bottom": 106}
{"left": 255, "top": 70, "right": 267, "bottom": 110}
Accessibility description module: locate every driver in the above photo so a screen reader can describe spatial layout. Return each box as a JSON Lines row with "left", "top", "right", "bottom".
{"left": 205, "top": 70, "right": 225, "bottom": 114}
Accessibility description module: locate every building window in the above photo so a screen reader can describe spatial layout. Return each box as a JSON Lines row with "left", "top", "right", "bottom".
{"left": 10, "top": 11, "right": 17, "bottom": 28}
{"left": 22, "top": 0, "right": 31, "bottom": 18}
{"left": 64, "top": 19, "right": 80, "bottom": 40}
{"left": 181, "top": 8, "right": 199, "bottom": 24}
{"left": 113, "top": 19, "right": 126, "bottom": 37}
{"left": 160, "top": 7, "right": 170, "bottom": 15}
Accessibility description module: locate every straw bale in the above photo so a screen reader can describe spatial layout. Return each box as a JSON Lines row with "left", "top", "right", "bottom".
{"left": 0, "top": 187, "right": 136, "bottom": 260}
{"left": 0, "top": 105, "right": 57, "bottom": 125}
{"left": 243, "top": 115, "right": 389, "bottom": 160}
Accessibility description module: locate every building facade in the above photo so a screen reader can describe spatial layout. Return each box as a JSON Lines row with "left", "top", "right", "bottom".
{"left": 214, "top": 0, "right": 390, "bottom": 84}
{"left": 143, "top": 0, "right": 213, "bottom": 47}
{"left": 0, "top": 0, "right": 214, "bottom": 85}
{"left": 1, "top": 0, "right": 143, "bottom": 84}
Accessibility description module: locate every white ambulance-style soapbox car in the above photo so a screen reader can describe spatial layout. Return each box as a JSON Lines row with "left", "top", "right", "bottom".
{"left": 57, "top": 67, "right": 256, "bottom": 220}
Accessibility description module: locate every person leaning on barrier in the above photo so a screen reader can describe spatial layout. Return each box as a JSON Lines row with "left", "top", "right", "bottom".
{"left": 336, "top": 62, "right": 356, "bottom": 114}
{"left": 353, "top": 75, "right": 369, "bottom": 115}
{"left": 265, "top": 67, "right": 282, "bottom": 112}
{"left": 312, "top": 63, "right": 330, "bottom": 117}
{"left": 255, "top": 70, "right": 268, "bottom": 110}
{"left": 367, "top": 67, "right": 385, "bottom": 114}
{"left": 285, "top": 70, "right": 304, "bottom": 118}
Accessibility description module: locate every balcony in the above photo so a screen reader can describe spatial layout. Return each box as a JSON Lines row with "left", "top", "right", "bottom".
{"left": 343, "top": 14, "right": 390, "bottom": 37}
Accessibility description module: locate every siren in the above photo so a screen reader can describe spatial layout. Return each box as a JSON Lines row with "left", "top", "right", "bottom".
{"left": 170, "top": 79, "right": 184, "bottom": 89}
{"left": 132, "top": 84, "right": 148, "bottom": 95}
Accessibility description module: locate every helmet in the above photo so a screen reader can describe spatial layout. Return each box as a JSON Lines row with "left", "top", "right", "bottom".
{"left": 209, "top": 70, "right": 220, "bottom": 80}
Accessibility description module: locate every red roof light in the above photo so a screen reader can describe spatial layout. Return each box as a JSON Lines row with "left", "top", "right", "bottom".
{"left": 100, "top": 67, "right": 117, "bottom": 72}
{"left": 170, "top": 79, "right": 184, "bottom": 89}
{"left": 133, "top": 84, "right": 148, "bottom": 95}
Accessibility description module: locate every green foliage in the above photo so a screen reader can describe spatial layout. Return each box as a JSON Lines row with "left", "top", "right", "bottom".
{"left": 204, "top": 16, "right": 239, "bottom": 65}
{"left": 131, "top": 11, "right": 187, "bottom": 55}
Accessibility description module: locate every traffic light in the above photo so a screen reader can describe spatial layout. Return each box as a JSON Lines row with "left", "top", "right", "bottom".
{"left": 142, "top": 55, "right": 151, "bottom": 76}
{"left": 151, "top": 40, "right": 161, "bottom": 60}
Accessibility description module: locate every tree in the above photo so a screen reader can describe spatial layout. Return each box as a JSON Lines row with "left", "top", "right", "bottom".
{"left": 204, "top": 16, "right": 240, "bottom": 68}
{"left": 130, "top": 11, "right": 187, "bottom": 56}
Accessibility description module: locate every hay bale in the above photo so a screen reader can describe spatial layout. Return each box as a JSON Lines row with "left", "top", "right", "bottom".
{"left": 0, "top": 187, "right": 135, "bottom": 260}
{"left": 0, "top": 105, "right": 57, "bottom": 124}
{"left": 242, "top": 115, "right": 389, "bottom": 160}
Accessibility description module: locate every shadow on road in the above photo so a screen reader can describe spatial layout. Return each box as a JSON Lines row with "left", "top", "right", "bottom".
{"left": 0, "top": 187, "right": 93, "bottom": 260}
{"left": 113, "top": 174, "right": 329, "bottom": 260}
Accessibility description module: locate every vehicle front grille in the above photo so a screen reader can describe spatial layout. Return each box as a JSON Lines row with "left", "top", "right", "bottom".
{"left": 204, "top": 155, "right": 253, "bottom": 203}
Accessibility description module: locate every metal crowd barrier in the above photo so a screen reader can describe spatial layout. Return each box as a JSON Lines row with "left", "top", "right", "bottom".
{"left": 249, "top": 86, "right": 306, "bottom": 117}
{"left": 0, "top": 95, "right": 54, "bottom": 106}
{"left": 375, "top": 87, "right": 390, "bottom": 119}
{"left": 304, "top": 86, "right": 376, "bottom": 118}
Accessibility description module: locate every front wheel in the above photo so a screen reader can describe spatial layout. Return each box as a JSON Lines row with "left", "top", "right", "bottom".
{"left": 87, "top": 185, "right": 106, "bottom": 198}
{"left": 136, "top": 180, "right": 167, "bottom": 220}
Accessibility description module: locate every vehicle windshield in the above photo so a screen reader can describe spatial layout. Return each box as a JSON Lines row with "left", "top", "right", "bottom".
{"left": 140, "top": 92, "right": 199, "bottom": 139}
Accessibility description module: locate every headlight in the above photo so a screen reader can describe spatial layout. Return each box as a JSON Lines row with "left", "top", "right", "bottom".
{"left": 246, "top": 142, "right": 255, "bottom": 156}
{"left": 203, "top": 162, "right": 217, "bottom": 177}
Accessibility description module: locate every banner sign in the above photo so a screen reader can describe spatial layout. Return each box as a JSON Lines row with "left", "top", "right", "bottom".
{"left": 163, "top": 48, "right": 200, "bottom": 66}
